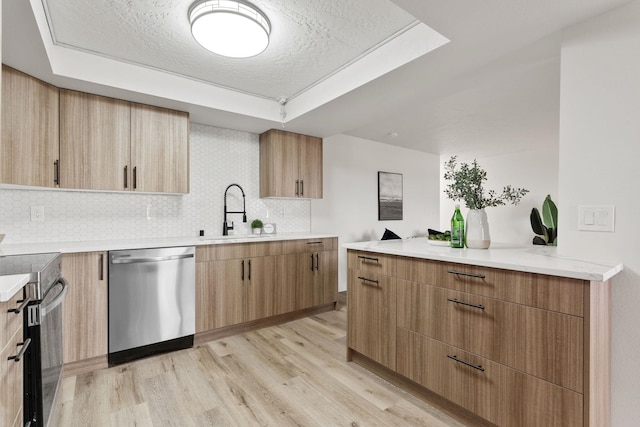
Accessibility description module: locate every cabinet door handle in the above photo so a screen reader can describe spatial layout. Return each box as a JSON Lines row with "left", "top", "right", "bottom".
{"left": 7, "top": 297, "right": 33, "bottom": 314}
{"left": 310, "top": 254, "right": 314, "bottom": 272}
{"left": 448, "top": 270, "right": 485, "bottom": 279}
{"left": 447, "top": 354, "right": 485, "bottom": 372}
{"left": 248, "top": 260, "right": 251, "bottom": 281}
{"left": 447, "top": 298, "right": 485, "bottom": 310}
{"left": 315, "top": 253, "right": 319, "bottom": 271}
{"left": 8, "top": 338, "right": 31, "bottom": 362}
{"left": 357, "top": 276, "right": 379, "bottom": 286}
{"left": 357, "top": 255, "right": 379, "bottom": 263}
{"left": 300, "top": 179, "right": 304, "bottom": 196}
{"left": 295, "top": 180, "right": 299, "bottom": 196}
{"left": 99, "top": 253, "right": 104, "bottom": 281}
{"left": 54, "top": 160, "right": 60, "bottom": 185}
{"left": 133, "top": 166, "right": 137, "bottom": 189}
{"left": 124, "top": 165, "right": 128, "bottom": 189}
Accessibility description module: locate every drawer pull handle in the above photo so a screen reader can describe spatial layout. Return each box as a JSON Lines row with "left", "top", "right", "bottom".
{"left": 448, "top": 270, "right": 486, "bottom": 279}
{"left": 357, "top": 276, "right": 379, "bottom": 286}
{"left": 357, "top": 255, "right": 379, "bottom": 263}
{"left": 447, "top": 354, "right": 485, "bottom": 372}
{"left": 306, "top": 241, "right": 323, "bottom": 245}
{"left": 447, "top": 298, "right": 485, "bottom": 310}
{"left": 8, "top": 338, "right": 31, "bottom": 362}
{"left": 7, "top": 297, "right": 33, "bottom": 314}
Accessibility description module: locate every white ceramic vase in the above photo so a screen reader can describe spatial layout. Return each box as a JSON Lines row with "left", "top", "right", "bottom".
{"left": 465, "top": 208, "right": 491, "bottom": 249}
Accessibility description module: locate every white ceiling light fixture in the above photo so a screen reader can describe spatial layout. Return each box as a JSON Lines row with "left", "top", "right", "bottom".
{"left": 189, "top": 0, "right": 271, "bottom": 58}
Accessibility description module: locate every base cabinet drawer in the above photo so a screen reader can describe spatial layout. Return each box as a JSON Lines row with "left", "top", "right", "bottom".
{"left": 347, "top": 251, "right": 396, "bottom": 276}
{"left": 396, "top": 328, "right": 582, "bottom": 427}
{"left": 396, "top": 279, "right": 584, "bottom": 392}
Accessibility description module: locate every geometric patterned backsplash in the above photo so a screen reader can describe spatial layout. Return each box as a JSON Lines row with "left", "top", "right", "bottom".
{"left": 0, "top": 123, "right": 311, "bottom": 244}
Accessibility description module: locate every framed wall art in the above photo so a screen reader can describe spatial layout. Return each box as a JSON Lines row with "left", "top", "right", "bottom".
{"left": 378, "top": 171, "right": 403, "bottom": 220}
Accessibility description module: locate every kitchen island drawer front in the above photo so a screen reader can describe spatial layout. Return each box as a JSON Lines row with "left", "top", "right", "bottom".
{"left": 396, "top": 329, "right": 583, "bottom": 427}
{"left": 397, "top": 279, "right": 584, "bottom": 392}
{"left": 397, "top": 257, "right": 584, "bottom": 316}
{"left": 347, "top": 269, "right": 396, "bottom": 370}
{"left": 347, "top": 250, "right": 396, "bottom": 276}
{"left": 282, "top": 237, "right": 336, "bottom": 253}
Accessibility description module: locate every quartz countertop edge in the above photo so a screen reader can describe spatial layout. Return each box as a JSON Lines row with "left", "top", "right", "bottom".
{"left": 0, "top": 274, "right": 29, "bottom": 302}
{"left": 0, "top": 233, "right": 338, "bottom": 257}
{"left": 343, "top": 238, "right": 623, "bottom": 282}
{"left": 0, "top": 233, "right": 338, "bottom": 302}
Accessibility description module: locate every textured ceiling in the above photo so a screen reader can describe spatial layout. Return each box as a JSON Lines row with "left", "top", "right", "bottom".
{"left": 44, "top": 0, "right": 417, "bottom": 101}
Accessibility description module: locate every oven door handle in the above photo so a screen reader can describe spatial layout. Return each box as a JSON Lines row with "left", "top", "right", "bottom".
{"left": 40, "top": 277, "right": 68, "bottom": 318}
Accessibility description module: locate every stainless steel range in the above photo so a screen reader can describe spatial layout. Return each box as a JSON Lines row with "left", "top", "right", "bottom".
{"left": 0, "top": 253, "right": 67, "bottom": 427}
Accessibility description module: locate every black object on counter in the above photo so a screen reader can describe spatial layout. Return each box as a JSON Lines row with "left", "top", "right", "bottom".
{"left": 381, "top": 228, "right": 401, "bottom": 240}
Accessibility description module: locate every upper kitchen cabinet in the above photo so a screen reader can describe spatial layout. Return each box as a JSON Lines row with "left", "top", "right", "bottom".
{"left": 1, "top": 65, "right": 59, "bottom": 187}
{"left": 58, "top": 90, "right": 190, "bottom": 193}
{"left": 131, "top": 104, "right": 190, "bottom": 194}
{"left": 259, "top": 129, "right": 323, "bottom": 198}
{"left": 59, "top": 90, "right": 131, "bottom": 191}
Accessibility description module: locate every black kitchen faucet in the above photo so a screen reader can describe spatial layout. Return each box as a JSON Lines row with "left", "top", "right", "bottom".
{"left": 223, "top": 183, "right": 247, "bottom": 235}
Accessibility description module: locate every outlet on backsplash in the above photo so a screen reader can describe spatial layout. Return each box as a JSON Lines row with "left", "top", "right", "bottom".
{"left": 31, "top": 206, "right": 45, "bottom": 222}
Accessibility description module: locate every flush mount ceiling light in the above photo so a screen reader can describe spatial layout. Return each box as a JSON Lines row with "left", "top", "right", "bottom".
{"left": 189, "top": 0, "right": 271, "bottom": 58}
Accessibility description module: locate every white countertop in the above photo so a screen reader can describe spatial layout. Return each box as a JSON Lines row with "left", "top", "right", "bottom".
{"left": 0, "top": 233, "right": 337, "bottom": 302}
{"left": 343, "top": 238, "right": 623, "bottom": 282}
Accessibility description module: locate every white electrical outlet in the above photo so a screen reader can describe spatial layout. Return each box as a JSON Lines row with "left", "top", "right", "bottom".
{"left": 31, "top": 206, "right": 45, "bottom": 222}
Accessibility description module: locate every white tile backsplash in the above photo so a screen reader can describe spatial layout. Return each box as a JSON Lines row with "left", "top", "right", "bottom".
{"left": 0, "top": 124, "right": 310, "bottom": 244}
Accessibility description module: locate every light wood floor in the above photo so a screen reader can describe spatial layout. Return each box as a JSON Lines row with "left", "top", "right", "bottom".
{"left": 58, "top": 305, "right": 463, "bottom": 426}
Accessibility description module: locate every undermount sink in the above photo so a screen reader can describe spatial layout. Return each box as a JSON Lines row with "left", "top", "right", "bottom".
{"left": 199, "top": 234, "right": 274, "bottom": 243}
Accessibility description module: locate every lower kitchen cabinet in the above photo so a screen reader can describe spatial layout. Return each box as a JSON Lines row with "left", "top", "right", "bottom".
{"left": 1, "top": 292, "right": 25, "bottom": 427}
{"left": 61, "top": 252, "right": 108, "bottom": 364}
{"left": 347, "top": 248, "right": 611, "bottom": 427}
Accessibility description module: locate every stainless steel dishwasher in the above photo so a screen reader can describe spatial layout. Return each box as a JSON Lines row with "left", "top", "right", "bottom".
{"left": 108, "top": 246, "right": 195, "bottom": 365}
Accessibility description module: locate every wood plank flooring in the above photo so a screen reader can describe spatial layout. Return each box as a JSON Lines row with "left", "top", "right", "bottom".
{"left": 58, "top": 304, "right": 463, "bottom": 426}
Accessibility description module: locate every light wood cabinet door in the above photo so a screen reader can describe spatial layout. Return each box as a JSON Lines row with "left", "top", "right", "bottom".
{"left": 61, "top": 252, "right": 108, "bottom": 364}
{"left": 397, "top": 279, "right": 584, "bottom": 392}
{"left": 1, "top": 65, "right": 59, "bottom": 187}
{"left": 347, "top": 269, "right": 396, "bottom": 370}
{"left": 298, "top": 134, "right": 322, "bottom": 198}
{"left": 1, "top": 292, "right": 24, "bottom": 427}
{"left": 396, "top": 329, "right": 583, "bottom": 427}
{"left": 131, "top": 103, "right": 189, "bottom": 193}
{"left": 259, "top": 129, "right": 322, "bottom": 198}
{"left": 59, "top": 90, "right": 131, "bottom": 190}
{"left": 207, "top": 259, "right": 245, "bottom": 330}
{"left": 319, "top": 250, "right": 338, "bottom": 305}
{"left": 245, "top": 256, "right": 277, "bottom": 322}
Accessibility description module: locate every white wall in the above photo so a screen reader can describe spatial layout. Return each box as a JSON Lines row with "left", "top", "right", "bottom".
{"left": 559, "top": 2, "right": 640, "bottom": 424}
{"left": 311, "top": 134, "right": 440, "bottom": 292}
{"left": 439, "top": 148, "right": 559, "bottom": 246}
{"left": 0, "top": 124, "right": 310, "bottom": 243}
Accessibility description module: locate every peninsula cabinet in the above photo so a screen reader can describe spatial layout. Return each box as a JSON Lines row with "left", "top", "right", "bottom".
{"left": 1, "top": 65, "right": 59, "bottom": 187}
{"left": 60, "top": 252, "right": 108, "bottom": 368}
{"left": 59, "top": 90, "right": 190, "bottom": 193}
{"left": 259, "top": 129, "right": 322, "bottom": 198}
{"left": 346, "top": 248, "right": 614, "bottom": 427}
{"left": 1, "top": 291, "right": 25, "bottom": 427}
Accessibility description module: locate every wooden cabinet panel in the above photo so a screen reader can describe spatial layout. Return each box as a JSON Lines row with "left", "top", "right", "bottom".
{"left": 259, "top": 129, "right": 322, "bottom": 198}
{"left": 396, "top": 256, "right": 585, "bottom": 316}
{"left": 213, "top": 241, "right": 282, "bottom": 261}
{"left": 1, "top": 292, "right": 24, "bottom": 427}
{"left": 347, "top": 269, "right": 396, "bottom": 370}
{"left": 347, "top": 250, "right": 396, "bottom": 276}
{"left": 1, "top": 327, "right": 24, "bottom": 427}
{"left": 131, "top": 103, "right": 189, "bottom": 193}
{"left": 59, "top": 90, "right": 130, "bottom": 190}
{"left": 319, "top": 250, "right": 338, "bottom": 305}
{"left": 397, "top": 279, "right": 583, "bottom": 392}
{"left": 245, "top": 256, "right": 277, "bottom": 322}
{"left": 397, "top": 329, "right": 583, "bottom": 427}
{"left": 61, "top": 252, "right": 108, "bottom": 363}
{"left": 1, "top": 65, "right": 59, "bottom": 187}
{"left": 207, "top": 259, "right": 245, "bottom": 330}
{"left": 282, "top": 237, "right": 335, "bottom": 254}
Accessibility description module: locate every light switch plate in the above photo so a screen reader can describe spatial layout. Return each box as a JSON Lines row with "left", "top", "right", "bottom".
{"left": 578, "top": 205, "right": 615, "bottom": 232}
